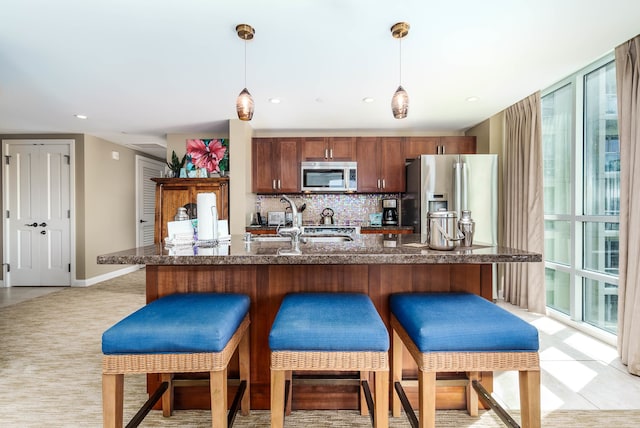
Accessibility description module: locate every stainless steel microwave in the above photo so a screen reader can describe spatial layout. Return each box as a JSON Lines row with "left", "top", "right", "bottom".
{"left": 300, "top": 161, "right": 357, "bottom": 192}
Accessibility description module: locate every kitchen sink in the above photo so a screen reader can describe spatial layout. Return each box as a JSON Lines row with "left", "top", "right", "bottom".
{"left": 250, "top": 234, "right": 353, "bottom": 243}
{"left": 300, "top": 234, "right": 353, "bottom": 243}
{"left": 250, "top": 235, "right": 291, "bottom": 242}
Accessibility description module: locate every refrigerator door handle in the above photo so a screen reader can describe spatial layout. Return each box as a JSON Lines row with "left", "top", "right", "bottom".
{"left": 453, "top": 161, "right": 462, "bottom": 215}
{"left": 461, "top": 161, "right": 468, "bottom": 212}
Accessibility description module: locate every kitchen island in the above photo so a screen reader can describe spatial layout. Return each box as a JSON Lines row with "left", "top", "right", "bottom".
{"left": 98, "top": 234, "right": 541, "bottom": 411}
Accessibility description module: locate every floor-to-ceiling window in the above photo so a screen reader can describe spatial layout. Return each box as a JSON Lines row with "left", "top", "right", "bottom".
{"left": 542, "top": 54, "right": 619, "bottom": 340}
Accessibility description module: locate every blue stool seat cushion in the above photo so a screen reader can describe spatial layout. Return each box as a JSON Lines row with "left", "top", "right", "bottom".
{"left": 102, "top": 293, "right": 250, "bottom": 355}
{"left": 269, "top": 293, "right": 389, "bottom": 352}
{"left": 390, "top": 293, "right": 539, "bottom": 353}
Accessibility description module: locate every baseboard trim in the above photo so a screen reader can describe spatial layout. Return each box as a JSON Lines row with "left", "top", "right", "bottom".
{"left": 74, "top": 265, "right": 143, "bottom": 287}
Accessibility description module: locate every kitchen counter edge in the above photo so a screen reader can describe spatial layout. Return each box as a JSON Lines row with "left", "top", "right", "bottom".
{"left": 97, "top": 235, "right": 541, "bottom": 266}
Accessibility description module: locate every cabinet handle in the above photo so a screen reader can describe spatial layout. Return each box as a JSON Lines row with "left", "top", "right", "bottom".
{"left": 441, "top": 146, "right": 446, "bottom": 154}
{"left": 382, "top": 179, "right": 386, "bottom": 189}
{"left": 329, "top": 149, "right": 333, "bottom": 159}
{"left": 272, "top": 179, "right": 276, "bottom": 190}
{"left": 278, "top": 179, "right": 281, "bottom": 189}
{"left": 377, "top": 179, "right": 381, "bottom": 189}
{"left": 325, "top": 149, "right": 328, "bottom": 159}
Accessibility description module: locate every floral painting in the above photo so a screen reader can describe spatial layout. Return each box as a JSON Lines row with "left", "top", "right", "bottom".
{"left": 186, "top": 139, "right": 229, "bottom": 175}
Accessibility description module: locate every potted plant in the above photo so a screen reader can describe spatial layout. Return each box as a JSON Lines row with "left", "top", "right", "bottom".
{"left": 166, "top": 150, "right": 187, "bottom": 178}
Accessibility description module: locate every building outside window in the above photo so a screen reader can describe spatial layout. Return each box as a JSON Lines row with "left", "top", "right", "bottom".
{"left": 542, "top": 54, "right": 619, "bottom": 340}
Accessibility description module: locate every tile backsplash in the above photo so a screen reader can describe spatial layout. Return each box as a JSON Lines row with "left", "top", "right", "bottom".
{"left": 253, "top": 193, "right": 400, "bottom": 226}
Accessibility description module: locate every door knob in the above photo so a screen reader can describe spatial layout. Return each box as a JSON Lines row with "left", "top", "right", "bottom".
{"left": 24, "top": 222, "right": 38, "bottom": 227}
{"left": 39, "top": 222, "right": 47, "bottom": 227}
{"left": 40, "top": 230, "right": 47, "bottom": 235}
{"left": 139, "top": 219, "right": 148, "bottom": 223}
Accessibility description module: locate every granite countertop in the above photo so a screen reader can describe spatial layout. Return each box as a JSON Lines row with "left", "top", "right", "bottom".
{"left": 246, "top": 225, "right": 414, "bottom": 232}
{"left": 97, "top": 234, "right": 541, "bottom": 266}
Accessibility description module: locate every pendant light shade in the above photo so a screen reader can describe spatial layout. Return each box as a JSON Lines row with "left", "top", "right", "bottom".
{"left": 236, "top": 88, "right": 254, "bottom": 121}
{"left": 391, "top": 85, "right": 409, "bottom": 119}
{"left": 390, "top": 22, "right": 410, "bottom": 119}
{"left": 236, "top": 24, "right": 255, "bottom": 121}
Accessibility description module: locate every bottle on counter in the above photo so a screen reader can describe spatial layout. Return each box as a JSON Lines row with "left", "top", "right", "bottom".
{"left": 458, "top": 210, "right": 475, "bottom": 247}
{"left": 174, "top": 207, "right": 189, "bottom": 221}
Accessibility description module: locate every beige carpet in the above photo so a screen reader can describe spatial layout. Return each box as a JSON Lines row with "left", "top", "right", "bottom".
{"left": 1, "top": 269, "right": 640, "bottom": 427}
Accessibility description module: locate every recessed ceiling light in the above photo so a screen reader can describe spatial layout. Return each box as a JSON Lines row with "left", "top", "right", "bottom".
{"left": 362, "top": 97, "right": 375, "bottom": 103}
{"left": 269, "top": 98, "right": 281, "bottom": 104}
{"left": 466, "top": 96, "right": 479, "bottom": 102}
{"left": 74, "top": 114, "right": 88, "bottom": 119}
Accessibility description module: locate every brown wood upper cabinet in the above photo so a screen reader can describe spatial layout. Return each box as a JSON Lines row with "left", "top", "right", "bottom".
{"left": 252, "top": 138, "right": 300, "bottom": 193}
{"left": 404, "top": 136, "right": 476, "bottom": 161}
{"left": 301, "top": 136, "right": 356, "bottom": 161}
{"left": 356, "top": 137, "right": 405, "bottom": 192}
{"left": 151, "top": 177, "right": 228, "bottom": 244}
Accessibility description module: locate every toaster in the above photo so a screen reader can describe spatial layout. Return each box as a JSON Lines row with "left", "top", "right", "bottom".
{"left": 268, "top": 211, "right": 285, "bottom": 226}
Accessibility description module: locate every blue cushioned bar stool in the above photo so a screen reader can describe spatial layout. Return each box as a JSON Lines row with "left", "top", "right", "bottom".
{"left": 101, "top": 293, "right": 250, "bottom": 428}
{"left": 269, "top": 293, "right": 390, "bottom": 428}
{"left": 390, "top": 293, "right": 540, "bottom": 428}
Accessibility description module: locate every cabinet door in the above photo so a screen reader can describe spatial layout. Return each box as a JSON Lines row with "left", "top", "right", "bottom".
{"left": 252, "top": 138, "right": 278, "bottom": 193}
{"left": 379, "top": 137, "right": 405, "bottom": 192}
{"left": 154, "top": 179, "right": 229, "bottom": 243}
{"left": 328, "top": 137, "right": 356, "bottom": 161}
{"left": 276, "top": 138, "right": 300, "bottom": 193}
{"left": 301, "top": 137, "right": 329, "bottom": 161}
{"left": 356, "top": 137, "right": 381, "bottom": 192}
{"left": 404, "top": 136, "right": 477, "bottom": 158}
{"left": 404, "top": 137, "right": 439, "bottom": 161}
{"left": 192, "top": 182, "right": 228, "bottom": 221}
{"left": 157, "top": 183, "right": 192, "bottom": 243}
{"left": 439, "top": 136, "right": 476, "bottom": 154}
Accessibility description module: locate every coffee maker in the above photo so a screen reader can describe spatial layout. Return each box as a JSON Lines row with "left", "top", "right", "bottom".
{"left": 382, "top": 198, "right": 398, "bottom": 226}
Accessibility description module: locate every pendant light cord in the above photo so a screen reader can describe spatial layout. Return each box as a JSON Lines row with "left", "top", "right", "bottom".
{"left": 244, "top": 39, "right": 247, "bottom": 88}
{"left": 399, "top": 37, "right": 402, "bottom": 86}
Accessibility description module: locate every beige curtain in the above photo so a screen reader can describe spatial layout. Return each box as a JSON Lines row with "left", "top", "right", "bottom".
{"left": 615, "top": 35, "right": 640, "bottom": 376}
{"left": 501, "top": 92, "right": 546, "bottom": 314}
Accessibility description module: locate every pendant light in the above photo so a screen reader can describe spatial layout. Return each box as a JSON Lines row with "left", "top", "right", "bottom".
{"left": 390, "top": 22, "right": 410, "bottom": 119}
{"left": 235, "top": 24, "right": 255, "bottom": 121}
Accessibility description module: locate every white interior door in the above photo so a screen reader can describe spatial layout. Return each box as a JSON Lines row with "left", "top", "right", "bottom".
{"left": 136, "top": 156, "right": 165, "bottom": 247}
{"left": 5, "top": 141, "right": 71, "bottom": 286}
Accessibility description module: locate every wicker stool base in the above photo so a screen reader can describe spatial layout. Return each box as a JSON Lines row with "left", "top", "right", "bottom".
{"left": 270, "top": 350, "right": 389, "bottom": 428}
{"left": 391, "top": 315, "right": 540, "bottom": 428}
{"left": 102, "top": 314, "right": 250, "bottom": 428}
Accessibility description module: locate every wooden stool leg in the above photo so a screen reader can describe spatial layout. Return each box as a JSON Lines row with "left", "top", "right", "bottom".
{"left": 271, "top": 369, "right": 286, "bottom": 428}
{"left": 210, "top": 368, "right": 228, "bottom": 428}
{"left": 519, "top": 370, "right": 541, "bottom": 428}
{"left": 419, "top": 370, "right": 436, "bottom": 428}
{"left": 360, "top": 371, "right": 370, "bottom": 416}
{"left": 102, "top": 373, "right": 124, "bottom": 428}
{"left": 284, "top": 370, "right": 293, "bottom": 416}
{"left": 466, "top": 371, "right": 479, "bottom": 417}
{"left": 392, "top": 328, "right": 403, "bottom": 417}
{"left": 239, "top": 328, "right": 251, "bottom": 415}
{"left": 161, "top": 373, "right": 174, "bottom": 417}
{"left": 375, "top": 370, "right": 389, "bottom": 428}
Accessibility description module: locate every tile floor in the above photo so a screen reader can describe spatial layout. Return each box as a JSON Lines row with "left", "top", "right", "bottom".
{"left": 1, "top": 285, "right": 639, "bottom": 411}
{"left": 0, "top": 286, "right": 64, "bottom": 308}
{"left": 493, "top": 302, "right": 640, "bottom": 411}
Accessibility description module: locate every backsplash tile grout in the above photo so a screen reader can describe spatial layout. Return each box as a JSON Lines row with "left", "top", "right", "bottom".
{"left": 253, "top": 193, "right": 400, "bottom": 226}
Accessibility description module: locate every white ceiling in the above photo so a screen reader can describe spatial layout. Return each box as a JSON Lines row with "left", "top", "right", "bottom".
{"left": 1, "top": 1, "right": 639, "bottom": 157}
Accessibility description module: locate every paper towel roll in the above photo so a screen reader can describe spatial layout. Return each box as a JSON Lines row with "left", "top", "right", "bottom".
{"left": 197, "top": 193, "right": 218, "bottom": 240}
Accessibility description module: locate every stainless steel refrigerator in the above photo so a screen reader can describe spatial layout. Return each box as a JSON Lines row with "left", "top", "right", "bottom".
{"left": 402, "top": 154, "right": 498, "bottom": 245}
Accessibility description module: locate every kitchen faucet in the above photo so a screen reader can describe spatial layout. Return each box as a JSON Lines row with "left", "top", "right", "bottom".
{"left": 277, "top": 195, "right": 301, "bottom": 245}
